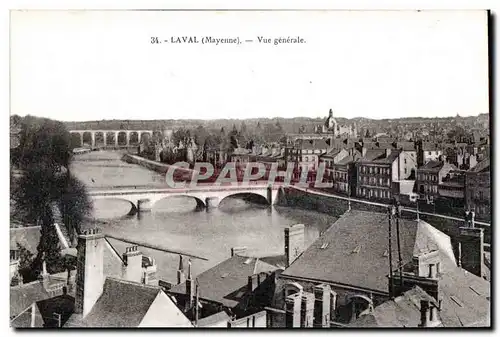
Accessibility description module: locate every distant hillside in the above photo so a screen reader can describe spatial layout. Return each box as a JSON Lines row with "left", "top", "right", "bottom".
{"left": 62, "top": 113, "right": 488, "bottom": 133}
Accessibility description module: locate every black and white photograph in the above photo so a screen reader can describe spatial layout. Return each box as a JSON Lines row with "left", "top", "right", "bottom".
{"left": 8, "top": 9, "right": 491, "bottom": 328}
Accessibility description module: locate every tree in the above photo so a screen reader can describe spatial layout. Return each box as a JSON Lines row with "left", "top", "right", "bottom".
{"left": 16, "top": 243, "right": 37, "bottom": 284}
{"left": 240, "top": 121, "right": 248, "bottom": 136}
{"left": 12, "top": 116, "right": 71, "bottom": 170}
{"left": 58, "top": 175, "right": 93, "bottom": 244}
{"left": 172, "top": 128, "right": 191, "bottom": 148}
{"left": 229, "top": 124, "right": 238, "bottom": 137}
{"left": 11, "top": 116, "right": 92, "bottom": 278}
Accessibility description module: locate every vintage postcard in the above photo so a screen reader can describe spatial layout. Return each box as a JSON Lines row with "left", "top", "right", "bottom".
{"left": 9, "top": 9, "right": 490, "bottom": 328}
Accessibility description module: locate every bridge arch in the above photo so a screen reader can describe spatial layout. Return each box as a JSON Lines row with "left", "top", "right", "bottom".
{"left": 70, "top": 132, "right": 82, "bottom": 148}
{"left": 129, "top": 131, "right": 139, "bottom": 145}
{"left": 219, "top": 192, "right": 270, "bottom": 206}
{"left": 117, "top": 131, "right": 127, "bottom": 146}
{"left": 140, "top": 132, "right": 151, "bottom": 144}
{"left": 106, "top": 132, "right": 116, "bottom": 146}
{"left": 82, "top": 132, "right": 93, "bottom": 147}
{"left": 95, "top": 131, "right": 105, "bottom": 147}
{"left": 92, "top": 197, "right": 138, "bottom": 217}
{"left": 151, "top": 195, "right": 206, "bottom": 211}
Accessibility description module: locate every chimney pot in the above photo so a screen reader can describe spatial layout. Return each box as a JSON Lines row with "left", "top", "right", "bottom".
{"left": 428, "top": 263, "right": 437, "bottom": 278}
{"left": 419, "top": 300, "right": 430, "bottom": 327}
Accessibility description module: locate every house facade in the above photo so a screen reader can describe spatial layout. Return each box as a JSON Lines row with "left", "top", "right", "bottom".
{"left": 465, "top": 159, "right": 491, "bottom": 221}
{"left": 416, "top": 160, "right": 456, "bottom": 202}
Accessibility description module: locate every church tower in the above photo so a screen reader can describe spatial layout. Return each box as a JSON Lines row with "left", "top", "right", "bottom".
{"left": 323, "top": 109, "right": 337, "bottom": 134}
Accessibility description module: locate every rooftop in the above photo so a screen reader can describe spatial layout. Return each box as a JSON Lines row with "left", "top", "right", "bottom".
{"left": 66, "top": 277, "right": 192, "bottom": 327}
{"left": 348, "top": 264, "right": 490, "bottom": 327}
{"left": 470, "top": 158, "right": 490, "bottom": 173}
{"left": 296, "top": 139, "right": 329, "bottom": 151}
{"left": 169, "top": 254, "right": 284, "bottom": 308}
{"left": 281, "top": 210, "right": 456, "bottom": 294}
{"left": 10, "top": 226, "right": 42, "bottom": 253}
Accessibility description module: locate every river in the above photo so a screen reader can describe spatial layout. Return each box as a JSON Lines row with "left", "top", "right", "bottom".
{"left": 71, "top": 151, "right": 337, "bottom": 284}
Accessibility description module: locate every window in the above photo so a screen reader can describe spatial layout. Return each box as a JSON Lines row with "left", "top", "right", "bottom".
{"left": 404, "top": 159, "right": 407, "bottom": 164}
{"left": 10, "top": 250, "right": 18, "bottom": 261}
{"left": 379, "top": 178, "right": 383, "bottom": 185}
{"left": 404, "top": 168, "right": 407, "bottom": 174}
{"left": 387, "top": 179, "right": 390, "bottom": 186}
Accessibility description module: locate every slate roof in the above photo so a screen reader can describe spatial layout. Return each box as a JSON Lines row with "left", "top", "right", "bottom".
{"left": 11, "top": 303, "right": 45, "bottom": 328}
{"left": 470, "top": 158, "right": 490, "bottom": 173}
{"left": 360, "top": 149, "right": 385, "bottom": 162}
{"left": 394, "top": 142, "right": 416, "bottom": 151}
{"left": 169, "top": 255, "right": 283, "bottom": 308}
{"left": 10, "top": 226, "right": 41, "bottom": 253}
{"left": 321, "top": 148, "right": 342, "bottom": 159}
{"left": 13, "top": 294, "right": 77, "bottom": 328}
{"left": 281, "top": 210, "right": 456, "bottom": 294}
{"left": 421, "top": 142, "right": 441, "bottom": 151}
{"left": 296, "top": 139, "right": 329, "bottom": 150}
{"left": 420, "top": 160, "right": 444, "bottom": 171}
{"left": 10, "top": 271, "right": 77, "bottom": 320}
{"left": 372, "top": 150, "right": 401, "bottom": 164}
{"left": 10, "top": 282, "right": 51, "bottom": 320}
{"left": 347, "top": 286, "right": 440, "bottom": 327}
{"left": 196, "top": 311, "right": 231, "bottom": 327}
{"left": 70, "top": 278, "right": 164, "bottom": 327}
{"left": 348, "top": 265, "right": 491, "bottom": 327}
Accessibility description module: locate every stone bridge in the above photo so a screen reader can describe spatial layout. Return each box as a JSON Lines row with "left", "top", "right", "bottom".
{"left": 69, "top": 130, "right": 155, "bottom": 148}
{"left": 88, "top": 184, "right": 281, "bottom": 214}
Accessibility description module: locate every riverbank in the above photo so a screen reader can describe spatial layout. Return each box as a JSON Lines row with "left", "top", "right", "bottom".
{"left": 121, "top": 153, "right": 196, "bottom": 175}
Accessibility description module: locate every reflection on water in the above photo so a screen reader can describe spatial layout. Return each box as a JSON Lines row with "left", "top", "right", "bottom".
{"left": 93, "top": 198, "right": 336, "bottom": 284}
{"left": 76, "top": 151, "right": 338, "bottom": 284}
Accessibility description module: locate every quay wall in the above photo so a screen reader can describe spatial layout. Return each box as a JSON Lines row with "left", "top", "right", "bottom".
{"left": 122, "top": 153, "right": 195, "bottom": 176}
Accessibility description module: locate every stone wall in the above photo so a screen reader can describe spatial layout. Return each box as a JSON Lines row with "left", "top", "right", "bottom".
{"left": 122, "top": 153, "right": 195, "bottom": 176}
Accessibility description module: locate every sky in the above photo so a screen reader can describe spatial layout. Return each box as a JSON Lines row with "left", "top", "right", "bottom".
{"left": 10, "top": 10, "right": 489, "bottom": 121}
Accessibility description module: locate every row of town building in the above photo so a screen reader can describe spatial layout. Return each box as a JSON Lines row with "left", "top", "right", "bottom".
{"left": 224, "top": 135, "right": 490, "bottom": 221}
{"left": 273, "top": 136, "right": 490, "bottom": 221}
{"left": 10, "top": 208, "right": 490, "bottom": 327}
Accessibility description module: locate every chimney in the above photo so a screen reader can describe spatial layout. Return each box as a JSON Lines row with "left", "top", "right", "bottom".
{"left": 247, "top": 274, "right": 259, "bottom": 293}
{"left": 418, "top": 300, "right": 440, "bottom": 327}
{"left": 122, "top": 246, "right": 143, "bottom": 283}
{"left": 385, "top": 148, "right": 392, "bottom": 158}
{"left": 40, "top": 259, "right": 50, "bottom": 290}
{"left": 177, "top": 255, "right": 185, "bottom": 285}
{"left": 74, "top": 228, "right": 105, "bottom": 317}
{"left": 313, "top": 284, "right": 331, "bottom": 328}
{"left": 362, "top": 147, "right": 367, "bottom": 157}
{"left": 458, "top": 222, "right": 484, "bottom": 278}
{"left": 300, "top": 292, "right": 315, "bottom": 328}
{"left": 391, "top": 250, "right": 440, "bottom": 300}
{"left": 412, "top": 250, "right": 440, "bottom": 278}
{"left": 428, "top": 263, "right": 437, "bottom": 279}
{"left": 285, "top": 292, "right": 302, "bottom": 328}
{"left": 231, "top": 247, "right": 247, "bottom": 257}
{"left": 418, "top": 300, "right": 431, "bottom": 327}
{"left": 284, "top": 224, "right": 305, "bottom": 267}
{"left": 185, "top": 260, "right": 195, "bottom": 311}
